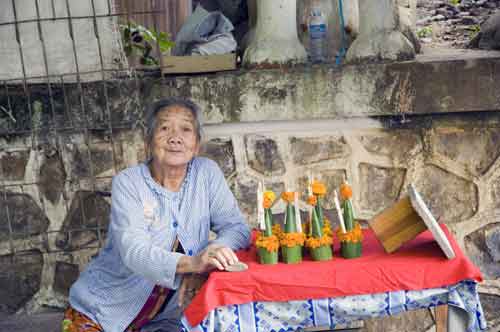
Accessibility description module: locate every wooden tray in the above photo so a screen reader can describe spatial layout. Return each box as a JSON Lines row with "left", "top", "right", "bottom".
{"left": 161, "top": 54, "right": 236, "bottom": 75}
{"left": 369, "top": 184, "right": 455, "bottom": 259}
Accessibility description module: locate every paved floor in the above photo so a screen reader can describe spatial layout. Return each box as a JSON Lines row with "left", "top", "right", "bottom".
{"left": 0, "top": 312, "right": 63, "bottom": 332}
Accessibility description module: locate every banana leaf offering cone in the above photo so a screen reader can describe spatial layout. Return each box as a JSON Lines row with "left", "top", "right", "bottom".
{"left": 256, "top": 191, "right": 279, "bottom": 264}
{"left": 338, "top": 181, "right": 363, "bottom": 259}
{"left": 312, "top": 180, "right": 327, "bottom": 228}
{"left": 305, "top": 195, "right": 333, "bottom": 261}
{"left": 280, "top": 192, "right": 304, "bottom": 264}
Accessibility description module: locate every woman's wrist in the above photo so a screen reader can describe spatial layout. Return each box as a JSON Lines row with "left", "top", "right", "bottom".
{"left": 177, "top": 255, "right": 201, "bottom": 274}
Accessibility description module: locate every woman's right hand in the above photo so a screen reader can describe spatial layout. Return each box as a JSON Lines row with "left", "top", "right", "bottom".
{"left": 192, "top": 244, "right": 239, "bottom": 274}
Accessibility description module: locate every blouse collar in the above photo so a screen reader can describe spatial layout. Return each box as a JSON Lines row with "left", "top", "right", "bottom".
{"left": 141, "top": 158, "right": 193, "bottom": 200}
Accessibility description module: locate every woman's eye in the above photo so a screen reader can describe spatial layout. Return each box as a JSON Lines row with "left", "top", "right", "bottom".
{"left": 183, "top": 127, "right": 193, "bottom": 132}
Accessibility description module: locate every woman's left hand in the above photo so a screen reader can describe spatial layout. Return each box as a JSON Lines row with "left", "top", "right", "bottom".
{"left": 178, "top": 273, "right": 207, "bottom": 309}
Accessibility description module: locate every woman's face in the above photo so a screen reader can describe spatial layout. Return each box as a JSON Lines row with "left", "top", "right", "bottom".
{"left": 149, "top": 105, "right": 199, "bottom": 168}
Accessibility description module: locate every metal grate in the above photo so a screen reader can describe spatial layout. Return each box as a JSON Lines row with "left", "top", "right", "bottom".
{"left": 0, "top": 0, "right": 192, "bottom": 256}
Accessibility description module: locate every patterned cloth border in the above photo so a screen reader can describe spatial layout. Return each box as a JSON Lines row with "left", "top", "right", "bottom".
{"left": 181, "top": 280, "right": 486, "bottom": 332}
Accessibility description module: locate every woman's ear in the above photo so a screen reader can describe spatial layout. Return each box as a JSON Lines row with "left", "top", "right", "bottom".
{"left": 144, "top": 140, "right": 152, "bottom": 160}
{"left": 194, "top": 139, "right": 201, "bottom": 156}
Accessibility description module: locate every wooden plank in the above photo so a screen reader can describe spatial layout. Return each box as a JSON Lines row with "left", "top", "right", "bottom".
{"left": 368, "top": 196, "right": 427, "bottom": 253}
{"left": 161, "top": 54, "right": 236, "bottom": 74}
{"left": 435, "top": 304, "right": 448, "bottom": 332}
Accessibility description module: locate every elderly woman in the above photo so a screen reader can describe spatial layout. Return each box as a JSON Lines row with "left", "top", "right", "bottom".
{"left": 63, "top": 98, "right": 251, "bottom": 332}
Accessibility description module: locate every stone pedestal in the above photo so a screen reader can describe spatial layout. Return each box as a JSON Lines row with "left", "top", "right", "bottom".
{"left": 346, "top": 0, "right": 415, "bottom": 63}
{"left": 243, "top": 0, "right": 307, "bottom": 66}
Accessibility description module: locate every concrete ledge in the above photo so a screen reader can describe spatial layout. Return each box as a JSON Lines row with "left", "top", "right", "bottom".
{"left": 0, "top": 312, "right": 63, "bottom": 332}
{"left": 160, "top": 49, "right": 500, "bottom": 124}
{"left": 1, "top": 49, "right": 499, "bottom": 136}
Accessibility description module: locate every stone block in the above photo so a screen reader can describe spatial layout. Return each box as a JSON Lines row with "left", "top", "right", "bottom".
{"left": 0, "top": 192, "right": 50, "bottom": 242}
{"left": 245, "top": 136, "right": 285, "bottom": 176}
{"left": 465, "top": 222, "right": 500, "bottom": 279}
{"left": 70, "top": 141, "right": 124, "bottom": 178}
{"left": 39, "top": 149, "right": 66, "bottom": 204}
{"left": 359, "top": 131, "right": 422, "bottom": 162}
{"left": 290, "top": 136, "right": 350, "bottom": 165}
{"left": 200, "top": 138, "right": 236, "bottom": 177}
{"left": 55, "top": 191, "right": 110, "bottom": 250}
{"left": 230, "top": 177, "right": 257, "bottom": 225}
{"left": 298, "top": 169, "right": 347, "bottom": 210}
{"left": 363, "top": 307, "right": 434, "bottom": 332}
{"left": 416, "top": 165, "right": 477, "bottom": 223}
{"left": 433, "top": 127, "right": 500, "bottom": 175}
{"left": 0, "top": 150, "right": 30, "bottom": 181}
{"left": 0, "top": 250, "right": 43, "bottom": 314}
{"left": 359, "top": 163, "right": 406, "bottom": 214}
{"left": 479, "top": 293, "right": 500, "bottom": 329}
{"left": 53, "top": 261, "right": 79, "bottom": 296}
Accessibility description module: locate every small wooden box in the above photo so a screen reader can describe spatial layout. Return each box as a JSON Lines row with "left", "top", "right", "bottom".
{"left": 161, "top": 54, "right": 236, "bottom": 75}
{"left": 368, "top": 184, "right": 455, "bottom": 259}
{"left": 368, "top": 196, "right": 427, "bottom": 254}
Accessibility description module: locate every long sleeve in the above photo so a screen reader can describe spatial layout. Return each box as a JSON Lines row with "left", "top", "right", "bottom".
{"left": 110, "top": 173, "right": 182, "bottom": 289}
{"left": 205, "top": 160, "right": 251, "bottom": 250}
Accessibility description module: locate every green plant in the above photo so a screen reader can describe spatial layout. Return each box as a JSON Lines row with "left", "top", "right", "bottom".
{"left": 417, "top": 26, "right": 433, "bottom": 38}
{"left": 121, "top": 22, "right": 175, "bottom": 66}
{"left": 450, "top": 0, "right": 461, "bottom": 6}
{"left": 469, "top": 24, "right": 481, "bottom": 37}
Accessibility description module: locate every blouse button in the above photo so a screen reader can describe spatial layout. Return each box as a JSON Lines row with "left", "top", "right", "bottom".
{"left": 173, "top": 221, "right": 178, "bottom": 228}
{"left": 188, "top": 250, "right": 193, "bottom": 256}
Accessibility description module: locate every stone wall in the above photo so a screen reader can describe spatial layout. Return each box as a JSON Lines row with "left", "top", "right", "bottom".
{"left": 1, "top": 53, "right": 499, "bottom": 331}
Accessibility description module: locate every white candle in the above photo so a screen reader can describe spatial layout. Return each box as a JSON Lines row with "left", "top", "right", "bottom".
{"left": 334, "top": 190, "right": 347, "bottom": 233}
{"left": 294, "top": 191, "right": 302, "bottom": 233}
{"left": 257, "top": 182, "right": 265, "bottom": 230}
{"left": 308, "top": 170, "right": 313, "bottom": 197}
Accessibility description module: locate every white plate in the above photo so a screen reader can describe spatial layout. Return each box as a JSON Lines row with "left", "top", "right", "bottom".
{"left": 408, "top": 184, "right": 455, "bottom": 259}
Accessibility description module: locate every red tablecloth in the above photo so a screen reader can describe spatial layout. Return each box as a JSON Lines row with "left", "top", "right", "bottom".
{"left": 184, "top": 224, "right": 482, "bottom": 327}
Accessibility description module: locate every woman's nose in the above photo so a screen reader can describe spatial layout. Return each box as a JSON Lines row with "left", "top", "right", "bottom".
{"left": 168, "top": 135, "right": 182, "bottom": 144}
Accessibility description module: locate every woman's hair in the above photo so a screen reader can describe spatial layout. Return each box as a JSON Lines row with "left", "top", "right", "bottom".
{"left": 145, "top": 97, "right": 203, "bottom": 145}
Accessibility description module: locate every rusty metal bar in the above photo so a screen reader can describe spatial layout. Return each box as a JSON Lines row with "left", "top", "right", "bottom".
{"left": 89, "top": 0, "right": 119, "bottom": 246}
{"left": 34, "top": 0, "right": 57, "bottom": 128}
{"left": 150, "top": 0, "right": 165, "bottom": 71}
{"left": 0, "top": 10, "right": 165, "bottom": 27}
{"left": 1, "top": 170, "right": 16, "bottom": 256}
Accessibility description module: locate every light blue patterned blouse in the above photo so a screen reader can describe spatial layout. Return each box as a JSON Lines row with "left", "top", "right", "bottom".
{"left": 69, "top": 157, "right": 251, "bottom": 332}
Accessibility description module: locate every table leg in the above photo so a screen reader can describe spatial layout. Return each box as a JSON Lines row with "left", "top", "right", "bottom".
{"left": 435, "top": 305, "right": 448, "bottom": 332}
{"left": 447, "top": 304, "right": 468, "bottom": 332}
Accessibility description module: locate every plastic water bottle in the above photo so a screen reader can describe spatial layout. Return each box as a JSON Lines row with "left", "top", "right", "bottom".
{"left": 308, "top": 6, "right": 327, "bottom": 63}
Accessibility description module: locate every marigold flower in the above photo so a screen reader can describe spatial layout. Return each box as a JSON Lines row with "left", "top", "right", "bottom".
{"left": 307, "top": 195, "right": 317, "bottom": 206}
{"left": 256, "top": 234, "right": 280, "bottom": 252}
{"left": 322, "top": 220, "right": 332, "bottom": 236}
{"left": 312, "top": 181, "right": 326, "bottom": 196}
{"left": 272, "top": 224, "right": 282, "bottom": 238}
{"left": 263, "top": 191, "right": 276, "bottom": 209}
{"left": 339, "top": 182, "right": 353, "bottom": 200}
{"left": 280, "top": 232, "right": 305, "bottom": 247}
{"left": 281, "top": 191, "right": 296, "bottom": 203}
{"left": 336, "top": 223, "right": 363, "bottom": 243}
{"left": 305, "top": 234, "right": 333, "bottom": 249}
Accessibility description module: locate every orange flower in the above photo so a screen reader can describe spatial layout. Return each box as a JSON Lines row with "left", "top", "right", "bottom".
{"left": 272, "top": 224, "right": 282, "bottom": 238}
{"left": 336, "top": 223, "right": 363, "bottom": 243}
{"left": 305, "top": 234, "right": 333, "bottom": 249}
{"left": 307, "top": 195, "right": 317, "bottom": 206}
{"left": 322, "top": 219, "right": 332, "bottom": 236}
{"left": 340, "top": 182, "right": 353, "bottom": 200}
{"left": 281, "top": 191, "right": 296, "bottom": 203}
{"left": 312, "top": 180, "right": 326, "bottom": 196}
{"left": 256, "top": 234, "right": 280, "bottom": 252}
{"left": 280, "top": 232, "right": 305, "bottom": 247}
{"left": 263, "top": 191, "right": 276, "bottom": 209}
